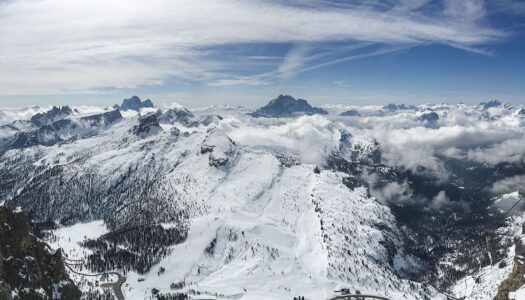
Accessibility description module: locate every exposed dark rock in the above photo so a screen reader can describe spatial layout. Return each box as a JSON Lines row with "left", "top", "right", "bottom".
{"left": 158, "top": 107, "right": 196, "bottom": 126}
{"left": 418, "top": 111, "right": 439, "bottom": 123}
{"left": 340, "top": 109, "right": 361, "bottom": 117}
{"left": 0, "top": 110, "right": 122, "bottom": 155}
{"left": 0, "top": 128, "right": 59, "bottom": 155}
{"left": 275, "top": 154, "right": 300, "bottom": 167}
{"left": 80, "top": 109, "right": 123, "bottom": 125}
{"left": 200, "top": 145, "right": 214, "bottom": 154}
{"left": 494, "top": 230, "right": 525, "bottom": 300}
{"left": 0, "top": 124, "right": 19, "bottom": 132}
{"left": 31, "top": 106, "right": 73, "bottom": 127}
{"left": 116, "top": 96, "right": 154, "bottom": 111}
{"left": 481, "top": 99, "right": 502, "bottom": 109}
{"left": 250, "top": 95, "right": 328, "bottom": 118}
{"left": 350, "top": 139, "right": 381, "bottom": 165}
{"left": 132, "top": 114, "right": 163, "bottom": 138}
{"left": 36, "top": 124, "right": 62, "bottom": 146}
{"left": 338, "top": 130, "right": 352, "bottom": 152}
{"left": 337, "top": 130, "right": 382, "bottom": 165}
{"left": 342, "top": 176, "right": 368, "bottom": 190}
{"left": 201, "top": 132, "right": 236, "bottom": 167}
{"left": 0, "top": 206, "right": 81, "bottom": 300}
{"left": 208, "top": 152, "right": 229, "bottom": 167}
{"left": 379, "top": 238, "right": 398, "bottom": 266}
{"left": 7, "top": 131, "right": 39, "bottom": 150}
{"left": 50, "top": 119, "right": 77, "bottom": 131}
{"left": 170, "top": 127, "right": 181, "bottom": 137}
{"left": 198, "top": 115, "right": 222, "bottom": 126}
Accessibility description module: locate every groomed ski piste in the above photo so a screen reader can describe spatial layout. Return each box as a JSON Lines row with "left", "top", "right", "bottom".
{"left": 49, "top": 163, "right": 426, "bottom": 299}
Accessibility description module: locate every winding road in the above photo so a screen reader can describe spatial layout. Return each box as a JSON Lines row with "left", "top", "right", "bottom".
{"left": 63, "top": 258, "right": 126, "bottom": 300}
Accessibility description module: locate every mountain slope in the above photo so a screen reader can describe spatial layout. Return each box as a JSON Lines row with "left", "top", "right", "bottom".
{"left": 0, "top": 206, "right": 81, "bottom": 299}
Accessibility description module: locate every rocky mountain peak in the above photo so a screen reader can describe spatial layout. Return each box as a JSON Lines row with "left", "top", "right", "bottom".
{"left": 132, "top": 114, "right": 163, "bottom": 138}
{"left": 117, "top": 96, "right": 154, "bottom": 111}
{"left": 250, "top": 95, "right": 328, "bottom": 118}
{"left": 482, "top": 99, "right": 502, "bottom": 109}
{"left": 30, "top": 106, "right": 73, "bottom": 127}
{"left": 418, "top": 111, "right": 439, "bottom": 123}
{"left": 158, "top": 106, "right": 196, "bottom": 126}
{"left": 337, "top": 130, "right": 381, "bottom": 165}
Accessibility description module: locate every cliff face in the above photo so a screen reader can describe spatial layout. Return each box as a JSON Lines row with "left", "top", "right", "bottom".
{"left": 494, "top": 223, "right": 525, "bottom": 300}
{"left": 0, "top": 206, "right": 81, "bottom": 300}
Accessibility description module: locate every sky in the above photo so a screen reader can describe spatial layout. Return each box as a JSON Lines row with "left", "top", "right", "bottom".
{"left": 0, "top": 0, "right": 524, "bottom": 108}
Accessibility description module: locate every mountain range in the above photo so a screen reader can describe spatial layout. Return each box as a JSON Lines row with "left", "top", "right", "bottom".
{"left": 0, "top": 96, "right": 524, "bottom": 299}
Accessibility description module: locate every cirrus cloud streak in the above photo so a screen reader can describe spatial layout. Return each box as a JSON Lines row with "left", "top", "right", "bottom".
{"left": 0, "top": 0, "right": 505, "bottom": 94}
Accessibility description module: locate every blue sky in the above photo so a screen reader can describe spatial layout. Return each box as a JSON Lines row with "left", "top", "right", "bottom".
{"left": 0, "top": 0, "right": 524, "bottom": 108}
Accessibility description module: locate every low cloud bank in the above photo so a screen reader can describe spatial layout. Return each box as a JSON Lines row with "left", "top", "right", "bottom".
{"left": 338, "top": 104, "right": 525, "bottom": 179}
{"left": 227, "top": 115, "right": 340, "bottom": 165}
{"left": 0, "top": 106, "right": 50, "bottom": 125}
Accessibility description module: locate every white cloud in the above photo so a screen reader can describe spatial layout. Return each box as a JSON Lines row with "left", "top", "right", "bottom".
{"left": 276, "top": 45, "right": 310, "bottom": 80}
{"left": 0, "top": 105, "right": 50, "bottom": 125}
{"left": 466, "top": 138, "right": 525, "bottom": 165}
{"left": 361, "top": 171, "right": 415, "bottom": 204}
{"left": 337, "top": 103, "right": 525, "bottom": 178}
{"left": 430, "top": 190, "right": 451, "bottom": 210}
{"left": 370, "top": 180, "right": 414, "bottom": 204}
{"left": 0, "top": 0, "right": 505, "bottom": 94}
{"left": 491, "top": 176, "right": 525, "bottom": 194}
{"left": 444, "top": 0, "right": 486, "bottom": 22}
{"left": 207, "top": 78, "right": 268, "bottom": 87}
{"left": 226, "top": 115, "right": 340, "bottom": 165}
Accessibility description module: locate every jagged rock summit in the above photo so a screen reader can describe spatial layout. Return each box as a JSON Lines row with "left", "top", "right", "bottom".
{"left": 418, "top": 111, "right": 439, "bottom": 123}
{"left": 132, "top": 113, "right": 163, "bottom": 138}
{"left": 114, "top": 96, "right": 154, "bottom": 111}
{"left": 479, "top": 99, "right": 513, "bottom": 110}
{"left": 482, "top": 99, "right": 502, "bottom": 109}
{"left": 250, "top": 95, "right": 328, "bottom": 117}
{"left": 158, "top": 105, "right": 196, "bottom": 126}
{"left": 30, "top": 106, "right": 73, "bottom": 126}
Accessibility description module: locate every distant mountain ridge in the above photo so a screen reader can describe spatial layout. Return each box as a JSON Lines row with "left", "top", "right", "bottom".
{"left": 31, "top": 106, "right": 73, "bottom": 127}
{"left": 250, "top": 95, "right": 328, "bottom": 117}
{"left": 0, "top": 97, "right": 524, "bottom": 299}
{"left": 114, "top": 95, "right": 154, "bottom": 111}
{"left": 0, "top": 108, "right": 123, "bottom": 155}
{"left": 340, "top": 109, "right": 361, "bottom": 117}
{"left": 382, "top": 103, "right": 417, "bottom": 111}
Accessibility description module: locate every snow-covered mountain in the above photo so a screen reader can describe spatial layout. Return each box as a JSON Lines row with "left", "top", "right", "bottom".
{"left": 1, "top": 96, "right": 525, "bottom": 299}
